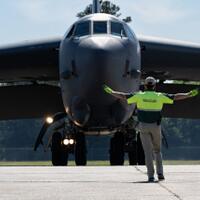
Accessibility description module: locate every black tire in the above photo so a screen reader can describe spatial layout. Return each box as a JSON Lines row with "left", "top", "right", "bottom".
{"left": 128, "top": 141, "right": 137, "bottom": 165}
{"left": 109, "top": 132, "right": 124, "bottom": 165}
{"left": 75, "top": 133, "right": 87, "bottom": 166}
{"left": 51, "top": 132, "right": 68, "bottom": 166}
{"left": 137, "top": 132, "right": 145, "bottom": 165}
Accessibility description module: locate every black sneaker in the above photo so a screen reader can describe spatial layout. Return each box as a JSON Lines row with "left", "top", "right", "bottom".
{"left": 158, "top": 174, "right": 165, "bottom": 181}
{"left": 148, "top": 177, "right": 155, "bottom": 182}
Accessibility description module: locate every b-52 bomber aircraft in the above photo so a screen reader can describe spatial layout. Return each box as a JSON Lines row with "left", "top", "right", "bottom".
{"left": 0, "top": 0, "right": 200, "bottom": 166}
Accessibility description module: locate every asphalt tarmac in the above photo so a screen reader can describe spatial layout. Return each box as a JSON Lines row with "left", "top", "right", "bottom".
{"left": 0, "top": 165, "right": 199, "bottom": 200}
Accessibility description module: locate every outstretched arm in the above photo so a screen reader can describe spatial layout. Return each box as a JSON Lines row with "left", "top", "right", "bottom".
{"left": 110, "top": 91, "right": 131, "bottom": 100}
{"left": 103, "top": 85, "right": 132, "bottom": 100}
{"left": 174, "top": 88, "right": 199, "bottom": 101}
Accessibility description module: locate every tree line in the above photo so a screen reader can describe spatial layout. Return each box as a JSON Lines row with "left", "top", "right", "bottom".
{"left": 0, "top": 118, "right": 199, "bottom": 149}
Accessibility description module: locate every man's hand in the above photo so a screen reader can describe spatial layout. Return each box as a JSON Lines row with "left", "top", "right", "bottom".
{"left": 103, "top": 85, "right": 113, "bottom": 94}
{"left": 189, "top": 88, "right": 199, "bottom": 97}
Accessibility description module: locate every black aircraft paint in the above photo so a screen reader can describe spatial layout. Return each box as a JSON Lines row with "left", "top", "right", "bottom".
{"left": 2, "top": 0, "right": 197, "bottom": 165}
{"left": 59, "top": 14, "right": 141, "bottom": 128}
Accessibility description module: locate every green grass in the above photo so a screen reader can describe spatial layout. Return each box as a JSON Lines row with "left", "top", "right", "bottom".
{"left": 163, "top": 160, "right": 200, "bottom": 165}
{"left": 0, "top": 161, "right": 108, "bottom": 166}
{"left": 0, "top": 160, "right": 200, "bottom": 166}
{"left": 0, "top": 161, "right": 52, "bottom": 166}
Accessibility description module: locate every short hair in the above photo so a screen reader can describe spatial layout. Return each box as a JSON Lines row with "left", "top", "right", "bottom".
{"left": 144, "top": 76, "right": 156, "bottom": 86}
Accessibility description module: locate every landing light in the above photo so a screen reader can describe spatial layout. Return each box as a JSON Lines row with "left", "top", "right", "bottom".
{"left": 63, "top": 139, "right": 75, "bottom": 146}
{"left": 63, "top": 139, "right": 69, "bottom": 145}
{"left": 69, "top": 139, "right": 74, "bottom": 145}
{"left": 46, "top": 117, "right": 54, "bottom": 124}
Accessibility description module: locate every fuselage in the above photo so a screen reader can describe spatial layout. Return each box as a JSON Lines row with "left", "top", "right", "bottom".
{"left": 59, "top": 13, "right": 141, "bottom": 129}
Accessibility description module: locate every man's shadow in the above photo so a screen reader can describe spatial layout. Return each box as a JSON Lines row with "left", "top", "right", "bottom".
{"left": 131, "top": 180, "right": 159, "bottom": 184}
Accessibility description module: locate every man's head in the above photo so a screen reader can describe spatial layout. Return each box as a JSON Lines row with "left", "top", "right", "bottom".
{"left": 144, "top": 76, "right": 156, "bottom": 91}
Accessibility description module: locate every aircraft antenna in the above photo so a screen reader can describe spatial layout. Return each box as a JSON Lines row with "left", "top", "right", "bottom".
{"left": 92, "top": 0, "right": 101, "bottom": 13}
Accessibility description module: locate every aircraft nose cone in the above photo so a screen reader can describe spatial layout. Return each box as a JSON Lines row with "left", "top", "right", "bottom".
{"left": 75, "top": 36, "right": 128, "bottom": 83}
{"left": 78, "top": 36, "right": 125, "bottom": 54}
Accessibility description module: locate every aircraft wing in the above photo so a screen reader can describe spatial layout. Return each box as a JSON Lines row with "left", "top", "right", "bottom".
{"left": 139, "top": 36, "right": 200, "bottom": 119}
{"left": 0, "top": 38, "right": 64, "bottom": 120}
{"left": 138, "top": 36, "right": 200, "bottom": 81}
{"left": 0, "top": 38, "right": 61, "bottom": 82}
{"left": 156, "top": 83, "right": 200, "bottom": 119}
{"left": 0, "top": 36, "right": 199, "bottom": 120}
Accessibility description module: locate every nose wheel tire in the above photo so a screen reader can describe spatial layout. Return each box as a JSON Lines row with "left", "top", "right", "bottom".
{"left": 137, "top": 132, "right": 145, "bottom": 165}
{"left": 51, "top": 132, "right": 68, "bottom": 166}
{"left": 75, "top": 133, "right": 87, "bottom": 166}
{"left": 109, "top": 132, "right": 125, "bottom": 165}
{"left": 128, "top": 141, "right": 138, "bottom": 165}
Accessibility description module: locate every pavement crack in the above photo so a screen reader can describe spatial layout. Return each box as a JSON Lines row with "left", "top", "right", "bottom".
{"left": 134, "top": 166, "right": 183, "bottom": 200}
{"left": 158, "top": 183, "right": 182, "bottom": 200}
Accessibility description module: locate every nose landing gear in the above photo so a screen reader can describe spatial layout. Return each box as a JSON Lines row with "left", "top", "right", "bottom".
{"left": 51, "top": 132, "right": 68, "bottom": 166}
{"left": 51, "top": 131, "right": 87, "bottom": 166}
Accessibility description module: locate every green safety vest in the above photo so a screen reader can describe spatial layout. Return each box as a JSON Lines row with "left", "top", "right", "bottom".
{"left": 127, "top": 91, "right": 174, "bottom": 123}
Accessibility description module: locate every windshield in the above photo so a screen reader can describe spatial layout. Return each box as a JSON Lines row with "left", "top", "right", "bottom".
{"left": 111, "top": 22, "right": 127, "bottom": 37}
{"left": 93, "top": 21, "right": 107, "bottom": 34}
{"left": 66, "top": 25, "right": 75, "bottom": 38}
{"left": 74, "top": 21, "right": 90, "bottom": 37}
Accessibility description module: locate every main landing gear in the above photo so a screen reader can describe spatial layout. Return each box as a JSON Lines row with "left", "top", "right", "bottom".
{"left": 109, "top": 130, "right": 145, "bottom": 166}
{"left": 34, "top": 113, "right": 144, "bottom": 166}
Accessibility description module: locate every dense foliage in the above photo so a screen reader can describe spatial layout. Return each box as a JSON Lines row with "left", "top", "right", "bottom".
{"left": 0, "top": 118, "right": 199, "bottom": 148}
{"left": 77, "top": 0, "right": 132, "bottom": 23}
{"left": 162, "top": 118, "right": 200, "bottom": 146}
{"left": 0, "top": 118, "right": 199, "bottom": 160}
{"left": 0, "top": 119, "right": 42, "bottom": 148}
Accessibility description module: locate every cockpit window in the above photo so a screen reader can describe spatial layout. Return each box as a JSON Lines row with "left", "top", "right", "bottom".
{"left": 93, "top": 21, "right": 107, "bottom": 34}
{"left": 111, "top": 22, "right": 127, "bottom": 37}
{"left": 66, "top": 25, "right": 75, "bottom": 38}
{"left": 74, "top": 21, "right": 90, "bottom": 37}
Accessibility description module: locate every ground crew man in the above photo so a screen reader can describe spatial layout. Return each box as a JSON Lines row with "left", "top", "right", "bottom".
{"left": 104, "top": 77, "right": 199, "bottom": 182}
